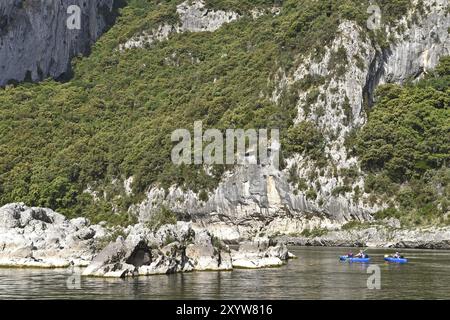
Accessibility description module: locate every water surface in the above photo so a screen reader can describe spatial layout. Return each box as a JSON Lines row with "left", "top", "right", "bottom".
{"left": 1, "top": 247, "right": 449, "bottom": 300}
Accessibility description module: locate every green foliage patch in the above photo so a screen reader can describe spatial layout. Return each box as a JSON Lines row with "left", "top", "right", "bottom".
{"left": 357, "top": 57, "right": 450, "bottom": 226}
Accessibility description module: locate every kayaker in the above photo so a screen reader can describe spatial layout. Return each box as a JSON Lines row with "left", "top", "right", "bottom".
{"left": 355, "top": 250, "right": 365, "bottom": 258}
{"left": 347, "top": 251, "right": 354, "bottom": 258}
{"left": 393, "top": 252, "right": 402, "bottom": 258}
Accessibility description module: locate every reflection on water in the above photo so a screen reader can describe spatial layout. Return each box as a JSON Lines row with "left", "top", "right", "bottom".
{"left": 1, "top": 247, "right": 450, "bottom": 300}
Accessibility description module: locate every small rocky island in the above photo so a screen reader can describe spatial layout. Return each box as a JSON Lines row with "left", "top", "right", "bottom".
{"left": 0, "top": 203, "right": 294, "bottom": 277}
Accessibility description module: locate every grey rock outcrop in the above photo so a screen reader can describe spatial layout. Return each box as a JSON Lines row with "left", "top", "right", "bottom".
{"left": 82, "top": 222, "right": 233, "bottom": 278}
{"left": 0, "top": 203, "right": 107, "bottom": 267}
{"left": 231, "top": 238, "right": 294, "bottom": 269}
{"left": 133, "top": 164, "right": 353, "bottom": 242}
{"left": 275, "top": 223, "right": 450, "bottom": 250}
{"left": 120, "top": 0, "right": 240, "bottom": 50}
{"left": 0, "top": 0, "right": 121, "bottom": 86}
{"left": 185, "top": 228, "right": 233, "bottom": 271}
{"left": 119, "top": 0, "right": 281, "bottom": 50}
{"left": 81, "top": 235, "right": 152, "bottom": 277}
{"left": 381, "top": 0, "right": 450, "bottom": 84}
{"left": 82, "top": 222, "right": 296, "bottom": 277}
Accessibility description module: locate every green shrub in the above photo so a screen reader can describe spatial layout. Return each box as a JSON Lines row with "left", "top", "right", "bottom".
{"left": 341, "top": 220, "right": 365, "bottom": 230}
{"left": 305, "top": 188, "right": 317, "bottom": 200}
{"left": 331, "top": 185, "right": 352, "bottom": 197}
{"left": 356, "top": 57, "right": 450, "bottom": 225}
{"left": 374, "top": 207, "right": 401, "bottom": 220}
{"left": 284, "top": 121, "right": 325, "bottom": 161}
{"left": 301, "top": 227, "right": 328, "bottom": 238}
{"left": 297, "top": 178, "right": 308, "bottom": 191}
{"left": 146, "top": 206, "right": 178, "bottom": 231}
{"left": 198, "top": 190, "right": 209, "bottom": 202}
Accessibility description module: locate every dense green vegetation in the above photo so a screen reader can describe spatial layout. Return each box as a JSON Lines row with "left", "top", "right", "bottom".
{"left": 357, "top": 57, "right": 450, "bottom": 226}
{"left": 0, "top": 0, "right": 424, "bottom": 225}
{"left": 284, "top": 121, "right": 325, "bottom": 162}
{"left": 300, "top": 227, "right": 328, "bottom": 238}
{"left": 145, "top": 206, "right": 178, "bottom": 230}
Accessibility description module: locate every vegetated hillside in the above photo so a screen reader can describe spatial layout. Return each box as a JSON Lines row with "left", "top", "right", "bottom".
{"left": 0, "top": 0, "right": 448, "bottom": 227}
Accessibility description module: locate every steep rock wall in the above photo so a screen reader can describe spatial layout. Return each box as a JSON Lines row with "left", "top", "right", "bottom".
{"left": 0, "top": 0, "right": 122, "bottom": 86}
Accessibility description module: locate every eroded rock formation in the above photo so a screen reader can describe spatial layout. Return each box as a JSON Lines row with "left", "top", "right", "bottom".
{"left": 82, "top": 222, "right": 293, "bottom": 278}
{"left": 0, "top": 0, "right": 122, "bottom": 86}
{"left": 0, "top": 203, "right": 107, "bottom": 267}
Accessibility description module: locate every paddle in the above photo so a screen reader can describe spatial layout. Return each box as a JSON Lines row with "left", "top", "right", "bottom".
{"left": 342, "top": 247, "right": 369, "bottom": 259}
{"left": 355, "top": 247, "right": 370, "bottom": 258}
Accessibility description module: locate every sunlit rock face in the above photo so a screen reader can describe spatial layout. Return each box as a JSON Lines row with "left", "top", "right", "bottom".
{"left": 0, "top": 203, "right": 107, "bottom": 267}
{"left": 380, "top": 0, "right": 450, "bottom": 84}
{"left": 120, "top": 0, "right": 241, "bottom": 50}
{"left": 82, "top": 222, "right": 235, "bottom": 278}
{"left": 0, "top": 0, "right": 121, "bottom": 86}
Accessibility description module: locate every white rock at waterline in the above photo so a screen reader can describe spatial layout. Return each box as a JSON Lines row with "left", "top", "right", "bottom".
{"left": 230, "top": 238, "right": 293, "bottom": 269}
{"left": 0, "top": 203, "right": 106, "bottom": 268}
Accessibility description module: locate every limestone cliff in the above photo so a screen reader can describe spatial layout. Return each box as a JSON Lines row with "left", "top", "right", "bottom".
{"left": 120, "top": 0, "right": 242, "bottom": 50}
{"left": 0, "top": 0, "right": 122, "bottom": 86}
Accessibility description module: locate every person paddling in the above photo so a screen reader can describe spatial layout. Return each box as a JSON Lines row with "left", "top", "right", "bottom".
{"left": 355, "top": 250, "right": 366, "bottom": 258}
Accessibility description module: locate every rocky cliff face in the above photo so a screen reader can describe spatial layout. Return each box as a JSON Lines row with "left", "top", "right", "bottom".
{"left": 275, "top": 220, "right": 450, "bottom": 250}
{"left": 381, "top": 0, "right": 450, "bottom": 84}
{"left": 0, "top": 0, "right": 122, "bottom": 86}
{"left": 129, "top": 0, "right": 450, "bottom": 241}
{"left": 119, "top": 0, "right": 278, "bottom": 50}
{"left": 120, "top": 0, "right": 239, "bottom": 50}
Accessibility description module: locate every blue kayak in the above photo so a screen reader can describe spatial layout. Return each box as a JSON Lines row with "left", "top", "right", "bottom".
{"left": 384, "top": 257, "right": 408, "bottom": 264}
{"left": 339, "top": 256, "right": 371, "bottom": 263}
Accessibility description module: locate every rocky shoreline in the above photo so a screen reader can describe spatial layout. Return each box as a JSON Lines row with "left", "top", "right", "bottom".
{"left": 0, "top": 203, "right": 107, "bottom": 268}
{"left": 2, "top": 204, "right": 450, "bottom": 277}
{"left": 273, "top": 222, "right": 450, "bottom": 250}
{"left": 81, "top": 223, "right": 295, "bottom": 278}
{"left": 0, "top": 204, "right": 294, "bottom": 276}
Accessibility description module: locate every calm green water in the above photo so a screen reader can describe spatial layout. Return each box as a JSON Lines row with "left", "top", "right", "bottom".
{"left": 1, "top": 247, "right": 449, "bottom": 300}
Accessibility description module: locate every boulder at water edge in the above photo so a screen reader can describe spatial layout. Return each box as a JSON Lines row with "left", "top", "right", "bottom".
{"left": 0, "top": 203, "right": 106, "bottom": 267}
